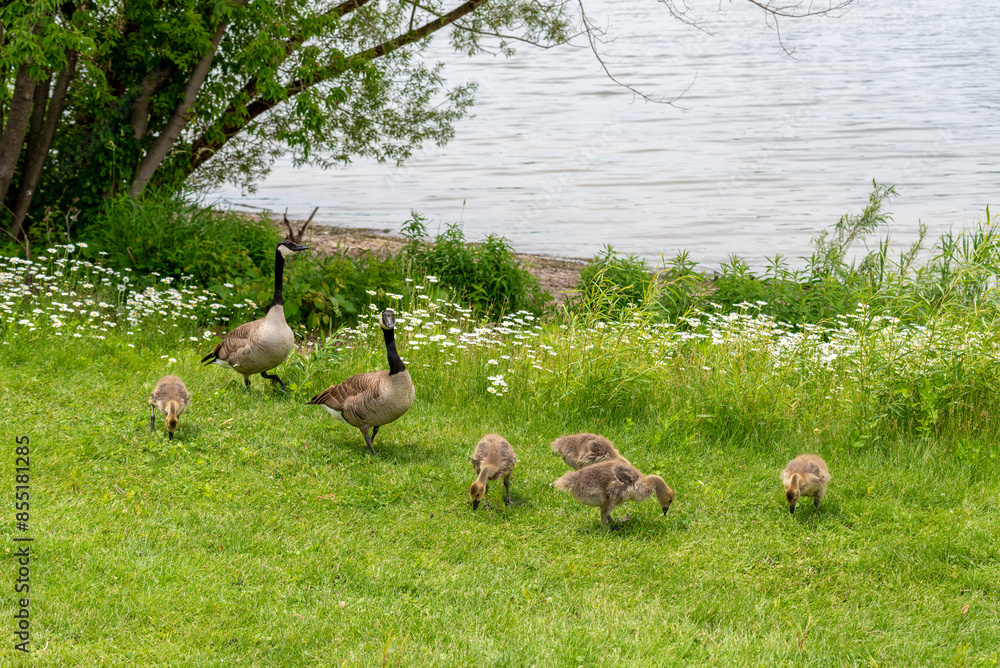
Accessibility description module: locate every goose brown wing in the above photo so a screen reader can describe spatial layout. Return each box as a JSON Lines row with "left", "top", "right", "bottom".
{"left": 202, "top": 319, "right": 260, "bottom": 364}
{"left": 608, "top": 462, "right": 642, "bottom": 498}
{"left": 307, "top": 371, "right": 383, "bottom": 411}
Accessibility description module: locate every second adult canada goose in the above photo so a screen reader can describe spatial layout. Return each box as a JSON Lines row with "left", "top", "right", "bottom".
{"left": 150, "top": 375, "right": 190, "bottom": 440}
{"left": 470, "top": 433, "right": 518, "bottom": 510}
{"left": 200, "top": 240, "right": 308, "bottom": 389}
{"left": 781, "top": 454, "right": 831, "bottom": 514}
{"left": 554, "top": 460, "right": 674, "bottom": 530}
{"left": 550, "top": 433, "right": 629, "bottom": 470}
{"left": 307, "top": 308, "right": 415, "bottom": 455}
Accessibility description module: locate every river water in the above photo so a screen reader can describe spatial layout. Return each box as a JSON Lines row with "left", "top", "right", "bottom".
{"left": 205, "top": 0, "right": 1000, "bottom": 270}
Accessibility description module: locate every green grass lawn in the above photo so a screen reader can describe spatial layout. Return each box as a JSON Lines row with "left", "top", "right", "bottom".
{"left": 3, "top": 316, "right": 999, "bottom": 666}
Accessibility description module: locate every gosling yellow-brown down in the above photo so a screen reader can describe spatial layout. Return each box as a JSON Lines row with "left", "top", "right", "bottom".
{"left": 781, "top": 454, "right": 831, "bottom": 514}
{"left": 550, "top": 433, "right": 629, "bottom": 470}
{"left": 150, "top": 375, "right": 190, "bottom": 440}
{"left": 470, "top": 433, "right": 518, "bottom": 510}
{"left": 554, "top": 460, "right": 673, "bottom": 530}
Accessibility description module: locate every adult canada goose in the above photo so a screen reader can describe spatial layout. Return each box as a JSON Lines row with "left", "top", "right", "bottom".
{"left": 469, "top": 433, "right": 518, "bottom": 510}
{"left": 550, "top": 433, "right": 629, "bottom": 470}
{"left": 554, "top": 459, "right": 674, "bottom": 530}
{"left": 306, "top": 308, "right": 415, "bottom": 455}
{"left": 200, "top": 240, "right": 308, "bottom": 389}
{"left": 149, "top": 375, "right": 190, "bottom": 440}
{"left": 781, "top": 454, "right": 831, "bottom": 514}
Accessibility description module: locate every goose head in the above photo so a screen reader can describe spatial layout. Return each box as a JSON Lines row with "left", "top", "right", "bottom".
{"left": 380, "top": 309, "right": 396, "bottom": 330}
{"left": 166, "top": 415, "right": 179, "bottom": 439}
{"left": 277, "top": 240, "right": 309, "bottom": 258}
{"left": 785, "top": 473, "right": 802, "bottom": 514}
{"left": 469, "top": 480, "right": 487, "bottom": 510}
{"left": 648, "top": 475, "right": 674, "bottom": 515}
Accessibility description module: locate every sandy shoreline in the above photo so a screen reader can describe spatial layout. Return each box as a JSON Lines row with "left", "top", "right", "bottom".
{"left": 265, "top": 213, "right": 589, "bottom": 305}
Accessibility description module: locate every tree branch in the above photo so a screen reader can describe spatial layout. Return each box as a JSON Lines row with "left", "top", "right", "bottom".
{"left": 185, "top": 0, "right": 487, "bottom": 176}
{"left": 129, "top": 2, "right": 248, "bottom": 198}
{"left": 129, "top": 61, "right": 178, "bottom": 140}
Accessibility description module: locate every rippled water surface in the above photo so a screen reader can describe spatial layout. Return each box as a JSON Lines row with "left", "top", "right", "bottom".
{"left": 206, "top": 0, "right": 1000, "bottom": 269}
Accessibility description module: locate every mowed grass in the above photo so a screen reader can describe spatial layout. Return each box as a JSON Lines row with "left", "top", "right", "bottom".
{"left": 2, "top": 319, "right": 999, "bottom": 667}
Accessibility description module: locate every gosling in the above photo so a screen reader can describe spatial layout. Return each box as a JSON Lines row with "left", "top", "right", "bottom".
{"left": 470, "top": 434, "right": 518, "bottom": 510}
{"left": 150, "top": 375, "right": 190, "bottom": 440}
{"left": 554, "top": 460, "right": 673, "bottom": 530}
{"left": 781, "top": 454, "right": 831, "bottom": 514}
{"left": 550, "top": 432, "right": 629, "bottom": 470}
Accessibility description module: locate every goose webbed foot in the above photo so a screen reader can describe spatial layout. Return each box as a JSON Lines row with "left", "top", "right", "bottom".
{"left": 261, "top": 371, "right": 287, "bottom": 391}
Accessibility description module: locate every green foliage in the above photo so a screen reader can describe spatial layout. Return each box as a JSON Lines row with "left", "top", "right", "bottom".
{"left": 2, "top": 0, "right": 573, "bottom": 238}
{"left": 571, "top": 245, "right": 701, "bottom": 321}
{"left": 81, "top": 195, "right": 279, "bottom": 288}
{"left": 400, "top": 211, "right": 549, "bottom": 318}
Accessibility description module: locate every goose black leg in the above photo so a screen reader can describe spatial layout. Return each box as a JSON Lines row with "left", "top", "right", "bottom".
{"left": 814, "top": 498, "right": 820, "bottom": 510}
{"left": 150, "top": 405, "right": 156, "bottom": 432}
{"left": 261, "top": 371, "right": 287, "bottom": 391}
{"left": 244, "top": 377, "right": 251, "bottom": 388}
{"left": 371, "top": 425, "right": 380, "bottom": 443}
{"left": 503, "top": 476, "right": 512, "bottom": 506}
{"left": 361, "top": 429, "right": 378, "bottom": 456}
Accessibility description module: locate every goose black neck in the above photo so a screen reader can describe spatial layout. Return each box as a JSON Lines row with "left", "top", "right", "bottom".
{"left": 270, "top": 247, "right": 285, "bottom": 308}
{"left": 384, "top": 327, "right": 406, "bottom": 375}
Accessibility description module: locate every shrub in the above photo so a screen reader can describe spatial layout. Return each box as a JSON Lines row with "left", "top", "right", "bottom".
{"left": 572, "top": 245, "right": 702, "bottom": 321}
{"left": 400, "top": 211, "right": 549, "bottom": 318}
{"left": 81, "top": 194, "right": 279, "bottom": 288}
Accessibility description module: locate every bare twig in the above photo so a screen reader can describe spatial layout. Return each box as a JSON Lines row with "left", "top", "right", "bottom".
{"left": 283, "top": 207, "right": 318, "bottom": 244}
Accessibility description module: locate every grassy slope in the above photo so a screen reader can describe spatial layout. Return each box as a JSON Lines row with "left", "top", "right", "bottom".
{"left": 2, "top": 329, "right": 999, "bottom": 667}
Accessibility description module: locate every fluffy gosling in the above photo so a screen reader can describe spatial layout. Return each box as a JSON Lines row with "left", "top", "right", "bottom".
{"left": 781, "top": 454, "right": 831, "bottom": 514}
{"left": 554, "top": 460, "right": 673, "bottom": 530}
{"left": 150, "top": 375, "right": 190, "bottom": 440}
{"left": 470, "top": 434, "right": 518, "bottom": 510}
{"left": 550, "top": 432, "right": 629, "bottom": 470}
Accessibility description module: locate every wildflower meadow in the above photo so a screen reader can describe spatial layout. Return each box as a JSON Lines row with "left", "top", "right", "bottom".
{"left": 2, "top": 230, "right": 999, "bottom": 666}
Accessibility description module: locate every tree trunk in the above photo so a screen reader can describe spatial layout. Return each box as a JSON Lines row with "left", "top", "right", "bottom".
{"left": 129, "top": 1, "right": 248, "bottom": 198}
{"left": 0, "top": 65, "right": 38, "bottom": 212}
{"left": 129, "top": 61, "right": 178, "bottom": 140}
{"left": 10, "top": 53, "right": 79, "bottom": 241}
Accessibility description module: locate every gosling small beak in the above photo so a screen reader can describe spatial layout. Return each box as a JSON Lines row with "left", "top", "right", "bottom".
{"left": 168, "top": 431, "right": 173, "bottom": 441}
{"left": 789, "top": 504, "right": 796, "bottom": 514}
{"left": 662, "top": 506, "right": 669, "bottom": 516}
{"left": 472, "top": 499, "right": 480, "bottom": 510}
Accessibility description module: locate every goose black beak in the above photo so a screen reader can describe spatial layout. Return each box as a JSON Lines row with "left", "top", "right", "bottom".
{"left": 168, "top": 431, "right": 174, "bottom": 441}
{"left": 789, "top": 504, "right": 796, "bottom": 514}
{"left": 290, "top": 243, "right": 309, "bottom": 252}
{"left": 472, "top": 499, "right": 480, "bottom": 511}
{"left": 662, "top": 506, "right": 669, "bottom": 516}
